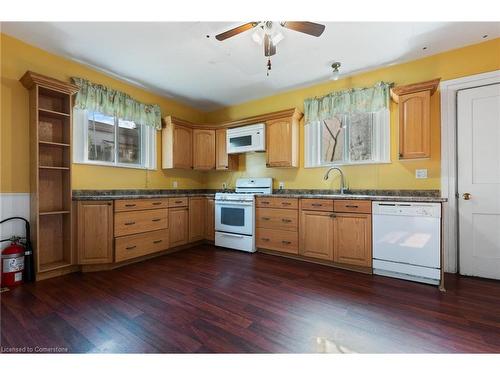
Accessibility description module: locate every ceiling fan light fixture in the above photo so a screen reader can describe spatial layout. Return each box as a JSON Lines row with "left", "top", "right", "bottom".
{"left": 271, "top": 31, "right": 284, "bottom": 45}
{"left": 330, "top": 62, "right": 341, "bottom": 81}
{"left": 252, "top": 29, "right": 263, "bottom": 45}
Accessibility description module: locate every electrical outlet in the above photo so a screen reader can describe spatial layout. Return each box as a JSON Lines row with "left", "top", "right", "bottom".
{"left": 222, "top": 182, "right": 227, "bottom": 189}
{"left": 415, "top": 169, "right": 428, "bottom": 179}
{"left": 172, "top": 181, "right": 178, "bottom": 188}
{"left": 279, "top": 181, "right": 285, "bottom": 190}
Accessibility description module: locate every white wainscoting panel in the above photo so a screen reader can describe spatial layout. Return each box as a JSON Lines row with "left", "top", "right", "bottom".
{"left": 0, "top": 193, "right": 30, "bottom": 250}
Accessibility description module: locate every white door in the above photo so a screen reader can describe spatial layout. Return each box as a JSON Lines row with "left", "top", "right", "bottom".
{"left": 458, "top": 83, "right": 500, "bottom": 279}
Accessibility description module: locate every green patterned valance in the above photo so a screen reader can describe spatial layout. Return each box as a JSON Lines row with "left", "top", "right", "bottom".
{"left": 71, "top": 77, "right": 162, "bottom": 130}
{"left": 304, "top": 81, "right": 392, "bottom": 123}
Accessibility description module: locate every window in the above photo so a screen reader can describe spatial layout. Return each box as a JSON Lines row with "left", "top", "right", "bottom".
{"left": 73, "top": 109, "right": 156, "bottom": 169}
{"left": 305, "top": 109, "right": 390, "bottom": 167}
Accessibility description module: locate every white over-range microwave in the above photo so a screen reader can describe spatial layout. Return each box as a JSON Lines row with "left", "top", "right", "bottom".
{"left": 226, "top": 123, "right": 266, "bottom": 154}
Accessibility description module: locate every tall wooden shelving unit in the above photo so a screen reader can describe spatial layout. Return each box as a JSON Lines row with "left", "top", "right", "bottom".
{"left": 20, "top": 71, "right": 79, "bottom": 280}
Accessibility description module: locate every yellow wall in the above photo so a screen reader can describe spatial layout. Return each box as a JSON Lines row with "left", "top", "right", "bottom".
{"left": 2, "top": 33, "right": 499, "bottom": 194}
{"left": 1, "top": 33, "right": 206, "bottom": 192}
{"left": 205, "top": 38, "right": 500, "bottom": 191}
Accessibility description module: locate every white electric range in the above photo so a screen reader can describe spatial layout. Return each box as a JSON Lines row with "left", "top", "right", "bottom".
{"left": 215, "top": 177, "right": 273, "bottom": 252}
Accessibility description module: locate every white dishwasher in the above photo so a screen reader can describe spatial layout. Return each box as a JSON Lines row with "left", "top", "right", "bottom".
{"left": 372, "top": 201, "right": 441, "bottom": 285}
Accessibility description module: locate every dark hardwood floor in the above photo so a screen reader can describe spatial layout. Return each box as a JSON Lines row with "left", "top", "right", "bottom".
{"left": 1, "top": 245, "right": 500, "bottom": 353}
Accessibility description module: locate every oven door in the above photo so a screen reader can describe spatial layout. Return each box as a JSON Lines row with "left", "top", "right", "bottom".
{"left": 215, "top": 201, "right": 253, "bottom": 236}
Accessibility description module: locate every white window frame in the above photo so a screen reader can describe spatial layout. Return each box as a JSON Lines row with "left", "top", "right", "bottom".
{"left": 304, "top": 108, "right": 390, "bottom": 168}
{"left": 73, "top": 108, "right": 157, "bottom": 170}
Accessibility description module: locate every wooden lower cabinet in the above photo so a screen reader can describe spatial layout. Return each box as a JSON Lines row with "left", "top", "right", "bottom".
{"left": 115, "top": 229, "right": 169, "bottom": 262}
{"left": 256, "top": 228, "right": 298, "bottom": 254}
{"left": 169, "top": 207, "right": 189, "bottom": 247}
{"left": 333, "top": 213, "right": 372, "bottom": 267}
{"left": 189, "top": 197, "right": 206, "bottom": 242}
{"left": 299, "top": 210, "right": 334, "bottom": 261}
{"left": 77, "top": 201, "right": 114, "bottom": 264}
{"left": 205, "top": 198, "right": 215, "bottom": 241}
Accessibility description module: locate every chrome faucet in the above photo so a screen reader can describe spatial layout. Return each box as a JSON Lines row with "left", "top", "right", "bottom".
{"left": 323, "top": 167, "right": 348, "bottom": 194}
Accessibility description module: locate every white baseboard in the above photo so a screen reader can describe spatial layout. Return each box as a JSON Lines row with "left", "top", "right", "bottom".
{"left": 0, "top": 193, "right": 30, "bottom": 250}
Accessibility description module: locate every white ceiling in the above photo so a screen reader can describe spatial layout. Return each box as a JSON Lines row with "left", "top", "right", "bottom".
{"left": 2, "top": 22, "right": 499, "bottom": 111}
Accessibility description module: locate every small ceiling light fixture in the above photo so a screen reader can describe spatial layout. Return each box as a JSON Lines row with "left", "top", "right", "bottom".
{"left": 330, "top": 62, "right": 341, "bottom": 81}
{"left": 422, "top": 46, "right": 428, "bottom": 50}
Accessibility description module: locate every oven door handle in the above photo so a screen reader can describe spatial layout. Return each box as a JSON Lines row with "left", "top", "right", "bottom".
{"left": 215, "top": 202, "right": 253, "bottom": 206}
{"left": 219, "top": 233, "right": 245, "bottom": 239}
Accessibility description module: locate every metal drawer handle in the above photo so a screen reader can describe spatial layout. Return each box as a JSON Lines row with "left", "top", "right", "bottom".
{"left": 125, "top": 204, "right": 136, "bottom": 207}
{"left": 152, "top": 202, "right": 162, "bottom": 206}
{"left": 153, "top": 240, "right": 162, "bottom": 244}
{"left": 281, "top": 202, "right": 291, "bottom": 206}
{"left": 124, "top": 221, "right": 136, "bottom": 226}
{"left": 152, "top": 218, "right": 161, "bottom": 222}
{"left": 175, "top": 200, "right": 183, "bottom": 204}
{"left": 281, "top": 240, "right": 291, "bottom": 245}
{"left": 261, "top": 201, "right": 270, "bottom": 204}
{"left": 329, "top": 214, "right": 336, "bottom": 218}
{"left": 126, "top": 245, "right": 137, "bottom": 250}
{"left": 262, "top": 217, "right": 271, "bottom": 221}
{"left": 311, "top": 203, "right": 322, "bottom": 207}
{"left": 261, "top": 238, "right": 270, "bottom": 241}
{"left": 345, "top": 205, "right": 358, "bottom": 208}
{"left": 282, "top": 218, "right": 292, "bottom": 223}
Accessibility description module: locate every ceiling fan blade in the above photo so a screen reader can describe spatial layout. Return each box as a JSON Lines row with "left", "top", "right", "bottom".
{"left": 281, "top": 21, "right": 325, "bottom": 37}
{"left": 264, "top": 34, "right": 276, "bottom": 56}
{"left": 215, "top": 22, "right": 259, "bottom": 41}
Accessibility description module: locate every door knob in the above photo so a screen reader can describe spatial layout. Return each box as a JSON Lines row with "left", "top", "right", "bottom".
{"left": 462, "top": 193, "right": 472, "bottom": 200}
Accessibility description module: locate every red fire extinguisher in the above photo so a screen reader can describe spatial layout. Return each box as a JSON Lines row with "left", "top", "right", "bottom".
{"left": 1, "top": 236, "right": 25, "bottom": 287}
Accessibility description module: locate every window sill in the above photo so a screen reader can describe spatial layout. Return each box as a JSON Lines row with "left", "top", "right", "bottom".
{"left": 305, "top": 160, "right": 392, "bottom": 168}
{"left": 73, "top": 160, "right": 157, "bottom": 171}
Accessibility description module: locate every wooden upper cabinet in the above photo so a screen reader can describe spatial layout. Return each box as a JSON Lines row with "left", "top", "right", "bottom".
{"left": 333, "top": 213, "right": 372, "bottom": 267}
{"left": 215, "top": 128, "right": 238, "bottom": 171}
{"left": 299, "top": 210, "right": 334, "bottom": 261}
{"left": 162, "top": 116, "right": 193, "bottom": 169}
{"left": 77, "top": 201, "right": 114, "bottom": 265}
{"left": 193, "top": 129, "right": 216, "bottom": 170}
{"left": 266, "top": 112, "right": 300, "bottom": 168}
{"left": 391, "top": 78, "right": 440, "bottom": 160}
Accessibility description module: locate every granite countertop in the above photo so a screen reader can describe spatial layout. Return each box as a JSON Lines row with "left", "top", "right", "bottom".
{"left": 73, "top": 189, "right": 447, "bottom": 203}
{"left": 72, "top": 189, "right": 216, "bottom": 201}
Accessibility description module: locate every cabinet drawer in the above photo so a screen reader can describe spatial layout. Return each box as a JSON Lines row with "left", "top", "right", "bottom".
{"left": 168, "top": 197, "right": 188, "bottom": 207}
{"left": 256, "top": 197, "right": 298, "bottom": 209}
{"left": 256, "top": 208, "right": 298, "bottom": 231}
{"left": 300, "top": 199, "right": 334, "bottom": 211}
{"left": 114, "top": 209, "right": 168, "bottom": 237}
{"left": 334, "top": 200, "right": 372, "bottom": 214}
{"left": 115, "top": 198, "right": 168, "bottom": 212}
{"left": 256, "top": 228, "right": 298, "bottom": 255}
{"left": 115, "top": 229, "right": 169, "bottom": 262}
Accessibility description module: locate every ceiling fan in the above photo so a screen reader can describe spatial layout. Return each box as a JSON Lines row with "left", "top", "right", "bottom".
{"left": 215, "top": 21, "right": 326, "bottom": 75}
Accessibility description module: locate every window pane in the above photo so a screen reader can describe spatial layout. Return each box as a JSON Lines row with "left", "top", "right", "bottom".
{"left": 349, "top": 112, "right": 373, "bottom": 161}
{"left": 321, "top": 116, "right": 345, "bottom": 163}
{"left": 88, "top": 112, "right": 115, "bottom": 162}
{"left": 118, "top": 119, "right": 141, "bottom": 164}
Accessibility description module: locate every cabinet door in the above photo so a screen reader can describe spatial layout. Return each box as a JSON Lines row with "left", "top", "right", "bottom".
{"left": 299, "top": 210, "right": 334, "bottom": 260}
{"left": 205, "top": 198, "right": 215, "bottom": 241}
{"left": 266, "top": 117, "right": 298, "bottom": 168}
{"left": 77, "top": 201, "right": 113, "bottom": 264}
{"left": 173, "top": 125, "right": 193, "bottom": 168}
{"left": 333, "top": 213, "right": 372, "bottom": 267}
{"left": 189, "top": 197, "right": 206, "bottom": 242}
{"left": 193, "top": 129, "right": 215, "bottom": 170}
{"left": 215, "top": 128, "right": 238, "bottom": 170}
{"left": 169, "top": 207, "right": 189, "bottom": 247}
{"left": 399, "top": 91, "right": 430, "bottom": 159}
